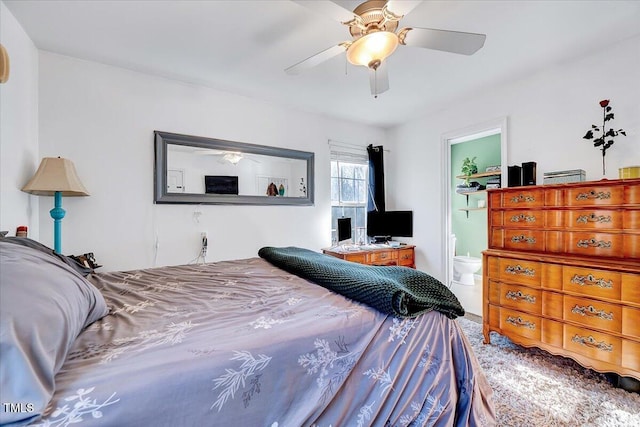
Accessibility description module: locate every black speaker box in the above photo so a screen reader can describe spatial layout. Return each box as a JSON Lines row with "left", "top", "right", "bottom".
{"left": 522, "top": 162, "right": 537, "bottom": 186}
{"left": 508, "top": 165, "right": 522, "bottom": 187}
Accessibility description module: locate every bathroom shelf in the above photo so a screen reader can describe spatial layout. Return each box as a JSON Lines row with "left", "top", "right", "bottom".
{"left": 459, "top": 207, "right": 486, "bottom": 212}
{"left": 456, "top": 189, "right": 488, "bottom": 196}
{"left": 456, "top": 170, "right": 501, "bottom": 218}
{"left": 455, "top": 171, "right": 501, "bottom": 180}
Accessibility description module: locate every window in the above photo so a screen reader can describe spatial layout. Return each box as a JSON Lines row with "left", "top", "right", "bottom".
{"left": 331, "top": 150, "right": 368, "bottom": 244}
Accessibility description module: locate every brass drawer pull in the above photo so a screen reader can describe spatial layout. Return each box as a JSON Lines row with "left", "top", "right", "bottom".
{"left": 510, "top": 194, "right": 536, "bottom": 203}
{"left": 511, "top": 235, "right": 536, "bottom": 244}
{"left": 570, "top": 274, "right": 613, "bottom": 289}
{"left": 506, "top": 290, "right": 536, "bottom": 304}
{"left": 510, "top": 213, "right": 536, "bottom": 223}
{"left": 505, "top": 264, "right": 535, "bottom": 276}
{"left": 575, "top": 190, "right": 611, "bottom": 201}
{"left": 576, "top": 213, "right": 612, "bottom": 224}
{"left": 571, "top": 334, "right": 613, "bottom": 352}
{"left": 506, "top": 316, "right": 536, "bottom": 330}
{"left": 571, "top": 304, "right": 614, "bottom": 321}
{"left": 577, "top": 239, "right": 611, "bottom": 249}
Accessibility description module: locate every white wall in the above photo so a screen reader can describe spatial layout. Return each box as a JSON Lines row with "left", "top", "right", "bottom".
{"left": 0, "top": 2, "right": 39, "bottom": 238}
{"left": 387, "top": 35, "right": 640, "bottom": 281}
{"left": 37, "top": 52, "right": 385, "bottom": 271}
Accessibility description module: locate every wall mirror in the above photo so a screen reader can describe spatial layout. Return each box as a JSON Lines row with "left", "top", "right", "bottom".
{"left": 154, "top": 131, "right": 314, "bottom": 205}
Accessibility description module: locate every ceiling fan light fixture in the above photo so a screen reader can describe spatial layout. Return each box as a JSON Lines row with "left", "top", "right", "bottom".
{"left": 223, "top": 152, "right": 243, "bottom": 164}
{"left": 346, "top": 31, "right": 398, "bottom": 67}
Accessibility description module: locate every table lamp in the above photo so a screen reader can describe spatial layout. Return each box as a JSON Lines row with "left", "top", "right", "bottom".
{"left": 22, "top": 157, "right": 89, "bottom": 253}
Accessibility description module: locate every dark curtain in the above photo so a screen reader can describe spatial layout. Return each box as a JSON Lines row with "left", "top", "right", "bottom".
{"left": 367, "top": 144, "right": 385, "bottom": 212}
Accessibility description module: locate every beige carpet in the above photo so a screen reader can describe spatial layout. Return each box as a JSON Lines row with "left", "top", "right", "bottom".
{"left": 457, "top": 316, "right": 640, "bottom": 426}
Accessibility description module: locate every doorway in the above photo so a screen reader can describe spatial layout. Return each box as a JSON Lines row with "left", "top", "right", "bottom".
{"left": 440, "top": 117, "right": 508, "bottom": 315}
{"left": 167, "top": 169, "right": 185, "bottom": 193}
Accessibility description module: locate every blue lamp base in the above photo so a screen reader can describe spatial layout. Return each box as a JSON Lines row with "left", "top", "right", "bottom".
{"left": 50, "top": 191, "right": 66, "bottom": 253}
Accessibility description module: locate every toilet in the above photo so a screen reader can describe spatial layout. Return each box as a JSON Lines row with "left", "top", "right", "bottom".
{"left": 451, "top": 234, "right": 482, "bottom": 286}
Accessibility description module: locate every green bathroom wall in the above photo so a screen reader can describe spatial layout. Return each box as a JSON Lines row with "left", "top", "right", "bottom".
{"left": 451, "top": 134, "right": 501, "bottom": 262}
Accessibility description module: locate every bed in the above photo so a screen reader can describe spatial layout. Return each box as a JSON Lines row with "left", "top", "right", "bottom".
{"left": 0, "top": 238, "right": 495, "bottom": 426}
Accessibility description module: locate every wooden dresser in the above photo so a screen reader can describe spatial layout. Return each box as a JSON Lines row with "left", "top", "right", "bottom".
{"left": 483, "top": 178, "right": 640, "bottom": 380}
{"left": 322, "top": 245, "right": 415, "bottom": 268}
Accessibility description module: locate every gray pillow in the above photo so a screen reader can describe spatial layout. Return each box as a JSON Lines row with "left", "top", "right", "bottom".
{"left": 1, "top": 236, "right": 94, "bottom": 277}
{"left": 0, "top": 241, "right": 109, "bottom": 425}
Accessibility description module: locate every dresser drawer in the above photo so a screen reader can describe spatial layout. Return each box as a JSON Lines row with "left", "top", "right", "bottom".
{"left": 563, "top": 266, "right": 621, "bottom": 300}
{"left": 622, "top": 340, "right": 640, "bottom": 371}
{"left": 368, "top": 250, "right": 397, "bottom": 265}
{"left": 542, "top": 291, "right": 563, "bottom": 318}
{"left": 500, "top": 308, "right": 541, "bottom": 341}
{"left": 542, "top": 318, "right": 564, "bottom": 348}
{"left": 545, "top": 210, "right": 564, "bottom": 228}
{"left": 486, "top": 256, "right": 500, "bottom": 279}
{"left": 499, "top": 283, "right": 542, "bottom": 314}
{"left": 623, "top": 234, "right": 640, "bottom": 259}
{"left": 625, "top": 183, "right": 640, "bottom": 204}
{"left": 564, "top": 325, "right": 621, "bottom": 365}
{"left": 342, "top": 253, "right": 367, "bottom": 264}
{"left": 503, "top": 210, "right": 543, "bottom": 228}
{"left": 621, "top": 273, "right": 640, "bottom": 304}
{"left": 566, "top": 232, "right": 622, "bottom": 258}
{"left": 488, "top": 280, "right": 501, "bottom": 305}
{"left": 504, "top": 229, "right": 544, "bottom": 252}
{"left": 489, "top": 229, "right": 504, "bottom": 249}
{"left": 502, "top": 188, "right": 545, "bottom": 208}
{"left": 565, "top": 210, "right": 622, "bottom": 230}
{"left": 566, "top": 185, "right": 624, "bottom": 206}
{"left": 624, "top": 210, "right": 640, "bottom": 230}
{"left": 488, "top": 305, "right": 500, "bottom": 329}
{"left": 397, "top": 248, "right": 414, "bottom": 266}
{"left": 564, "top": 296, "right": 621, "bottom": 334}
{"left": 499, "top": 258, "right": 541, "bottom": 286}
{"left": 622, "top": 306, "right": 640, "bottom": 339}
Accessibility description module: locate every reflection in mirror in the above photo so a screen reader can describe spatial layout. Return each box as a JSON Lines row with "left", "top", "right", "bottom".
{"left": 154, "top": 131, "right": 314, "bottom": 205}
{"left": 166, "top": 145, "right": 308, "bottom": 197}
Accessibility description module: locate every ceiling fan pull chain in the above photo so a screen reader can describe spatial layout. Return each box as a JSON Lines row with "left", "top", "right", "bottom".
{"left": 374, "top": 67, "right": 378, "bottom": 98}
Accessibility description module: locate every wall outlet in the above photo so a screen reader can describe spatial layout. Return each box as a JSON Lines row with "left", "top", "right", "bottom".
{"left": 200, "top": 231, "right": 208, "bottom": 258}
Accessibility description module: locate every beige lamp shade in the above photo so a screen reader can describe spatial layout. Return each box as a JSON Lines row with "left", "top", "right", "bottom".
{"left": 22, "top": 157, "right": 90, "bottom": 196}
{"left": 0, "top": 43, "right": 9, "bottom": 84}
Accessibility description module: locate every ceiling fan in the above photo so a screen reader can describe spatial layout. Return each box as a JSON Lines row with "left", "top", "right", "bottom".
{"left": 285, "top": 0, "right": 486, "bottom": 97}
{"left": 194, "top": 149, "right": 259, "bottom": 165}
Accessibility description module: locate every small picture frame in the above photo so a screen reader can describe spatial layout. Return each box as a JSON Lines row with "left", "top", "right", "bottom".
{"left": 485, "top": 165, "right": 501, "bottom": 172}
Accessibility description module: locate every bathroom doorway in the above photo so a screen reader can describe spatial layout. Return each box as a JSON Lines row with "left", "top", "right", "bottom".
{"left": 441, "top": 117, "right": 508, "bottom": 315}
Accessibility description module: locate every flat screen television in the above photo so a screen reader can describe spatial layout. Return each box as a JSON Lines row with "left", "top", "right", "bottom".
{"left": 366, "top": 210, "right": 413, "bottom": 240}
{"left": 337, "top": 217, "right": 352, "bottom": 243}
{"left": 204, "top": 175, "right": 239, "bottom": 195}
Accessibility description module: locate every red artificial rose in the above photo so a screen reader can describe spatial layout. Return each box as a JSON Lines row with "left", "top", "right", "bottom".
{"left": 599, "top": 100, "right": 610, "bottom": 108}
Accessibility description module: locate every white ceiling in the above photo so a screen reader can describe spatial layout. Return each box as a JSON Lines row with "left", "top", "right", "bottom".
{"left": 5, "top": 0, "right": 640, "bottom": 128}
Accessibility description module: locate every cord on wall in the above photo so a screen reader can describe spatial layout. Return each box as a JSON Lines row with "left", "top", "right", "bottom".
{"left": 190, "top": 231, "right": 208, "bottom": 264}
{"left": 153, "top": 233, "right": 159, "bottom": 267}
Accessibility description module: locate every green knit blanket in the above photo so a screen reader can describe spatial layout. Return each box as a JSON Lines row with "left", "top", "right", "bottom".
{"left": 258, "top": 246, "right": 464, "bottom": 319}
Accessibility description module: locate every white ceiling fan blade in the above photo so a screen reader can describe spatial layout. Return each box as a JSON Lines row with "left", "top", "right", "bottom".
{"left": 369, "top": 61, "right": 389, "bottom": 97}
{"left": 400, "top": 27, "right": 486, "bottom": 55}
{"left": 385, "top": 1, "right": 423, "bottom": 17}
{"left": 285, "top": 44, "right": 347, "bottom": 75}
{"left": 290, "top": 0, "right": 356, "bottom": 23}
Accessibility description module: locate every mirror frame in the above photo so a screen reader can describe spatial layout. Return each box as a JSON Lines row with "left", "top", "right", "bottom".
{"left": 154, "top": 131, "right": 314, "bottom": 205}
